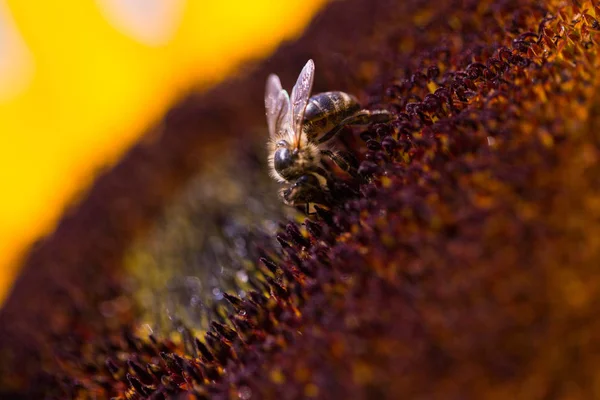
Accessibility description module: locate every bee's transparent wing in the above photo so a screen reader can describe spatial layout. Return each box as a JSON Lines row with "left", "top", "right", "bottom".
{"left": 290, "top": 59, "right": 315, "bottom": 147}
{"left": 265, "top": 74, "right": 291, "bottom": 139}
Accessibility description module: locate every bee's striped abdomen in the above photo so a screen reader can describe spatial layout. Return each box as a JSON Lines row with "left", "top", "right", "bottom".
{"left": 303, "top": 91, "right": 360, "bottom": 143}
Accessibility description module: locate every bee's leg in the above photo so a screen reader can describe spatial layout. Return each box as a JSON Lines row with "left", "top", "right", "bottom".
{"left": 283, "top": 175, "right": 332, "bottom": 212}
{"left": 320, "top": 149, "right": 359, "bottom": 178}
{"left": 317, "top": 109, "right": 392, "bottom": 144}
{"left": 336, "top": 150, "right": 359, "bottom": 170}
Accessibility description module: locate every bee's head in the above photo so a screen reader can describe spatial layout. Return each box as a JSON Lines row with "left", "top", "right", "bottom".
{"left": 274, "top": 140, "right": 300, "bottom": 178}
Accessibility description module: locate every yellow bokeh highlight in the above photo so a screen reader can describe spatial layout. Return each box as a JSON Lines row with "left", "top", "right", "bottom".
{"left": 0, "top": 0, "right": 326, "bottom": 304}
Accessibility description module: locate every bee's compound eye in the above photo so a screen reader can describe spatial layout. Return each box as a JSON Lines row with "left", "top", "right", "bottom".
{"left": 274, "top": 147, "right": 294, "bottom": 172}
{"left": 276, "top": 140, "right": 288, "bottom": 148}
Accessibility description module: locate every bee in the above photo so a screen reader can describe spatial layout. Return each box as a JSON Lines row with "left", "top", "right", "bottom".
{"left": 265, "top": 59, "right": 390, "bottom": 213}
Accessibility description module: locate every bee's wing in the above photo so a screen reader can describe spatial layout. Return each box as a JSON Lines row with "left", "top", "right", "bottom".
{"left": 265, "top": 74, "right": 291, "bottom": 139}
{"left": 290, "top": 59, "right": 315, "bottom": 147}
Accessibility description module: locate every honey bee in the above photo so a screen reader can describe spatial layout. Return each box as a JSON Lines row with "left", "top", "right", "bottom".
{"left": 265, "top": 59, "right": 390, "bottom": 213}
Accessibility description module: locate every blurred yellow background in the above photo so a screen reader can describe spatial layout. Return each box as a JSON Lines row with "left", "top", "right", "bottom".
{"left": 0, "top": 0, "right": 326, "bottom": 304}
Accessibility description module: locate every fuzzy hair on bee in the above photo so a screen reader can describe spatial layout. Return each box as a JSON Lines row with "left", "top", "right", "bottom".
{"left": 265, "top": 59, "right": 391, "bottom": 213}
